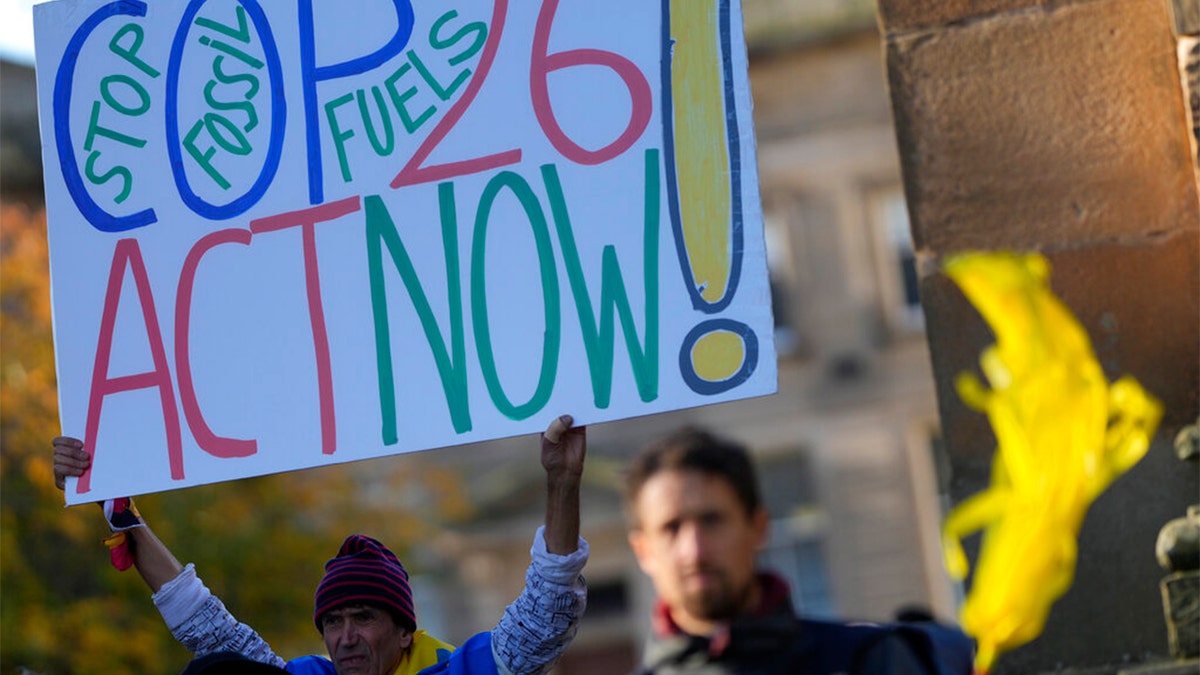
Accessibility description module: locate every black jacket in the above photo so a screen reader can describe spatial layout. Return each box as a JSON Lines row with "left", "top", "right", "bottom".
{"left": 636, "top": 574, "right": 973, "bottom": 675}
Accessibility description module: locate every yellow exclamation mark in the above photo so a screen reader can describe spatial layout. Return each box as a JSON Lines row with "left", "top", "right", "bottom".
{"left": 665, "top": 0, "right": 756, "bottom": 394}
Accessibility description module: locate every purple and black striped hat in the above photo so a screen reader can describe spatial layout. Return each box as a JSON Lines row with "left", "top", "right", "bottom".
{"left": 313, "top": 534, "right": 415, "bottom": 632}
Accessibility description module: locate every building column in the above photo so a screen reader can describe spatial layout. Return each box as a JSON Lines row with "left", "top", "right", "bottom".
{"left": 877, "top": 0, "right": 1200, "bottom": 671}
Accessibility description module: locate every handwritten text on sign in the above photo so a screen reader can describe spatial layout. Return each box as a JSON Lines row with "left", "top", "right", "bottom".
{"left": 35, "top": 0, "right": 776, "bottom": 505}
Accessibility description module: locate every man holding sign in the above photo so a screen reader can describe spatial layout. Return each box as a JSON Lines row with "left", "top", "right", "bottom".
{"left": 53, "top": 415, "right": 589, "bottom": 675}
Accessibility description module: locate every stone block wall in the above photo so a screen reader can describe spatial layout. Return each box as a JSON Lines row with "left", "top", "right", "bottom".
{"left": 878, "top": 0, "right": 1200, "bottom": 671}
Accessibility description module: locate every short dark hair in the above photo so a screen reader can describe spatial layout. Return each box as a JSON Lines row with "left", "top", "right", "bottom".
{"left": 623, "top": 426, "right": 762, "bottom": 527}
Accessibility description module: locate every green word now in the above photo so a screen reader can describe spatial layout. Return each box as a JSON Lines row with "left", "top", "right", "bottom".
{"left": 366, "top": 150, "right": 661, "bottom": 443}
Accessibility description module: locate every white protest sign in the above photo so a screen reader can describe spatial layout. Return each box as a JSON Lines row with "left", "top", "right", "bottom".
{"left": 35, "top": 0, "right": 777, "bottom": 505}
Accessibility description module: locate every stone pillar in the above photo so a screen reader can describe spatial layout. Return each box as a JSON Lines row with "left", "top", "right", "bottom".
{"left": 876, "top": 0, "right": 1200, "bottom": 672}
{"left": 1121, "top": 419, "right": 1200, "bottom": 674}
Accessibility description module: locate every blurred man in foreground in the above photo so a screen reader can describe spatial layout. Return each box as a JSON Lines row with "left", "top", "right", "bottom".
{"left": 624, "top": 426, "right": 973, "bottom": 674}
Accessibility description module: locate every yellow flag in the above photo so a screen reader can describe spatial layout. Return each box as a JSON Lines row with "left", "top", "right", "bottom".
{"left": 940, "top": 251, "right": 1161, "bottom": 674}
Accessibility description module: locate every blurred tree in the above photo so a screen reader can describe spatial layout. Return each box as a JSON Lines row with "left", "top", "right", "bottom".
{"left": 0, "top": 203, "right": 474, "bottom": 674}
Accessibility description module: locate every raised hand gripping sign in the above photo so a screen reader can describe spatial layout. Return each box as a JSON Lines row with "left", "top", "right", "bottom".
{"left": 35, "top": 0, "right": 776, "bottom": 505}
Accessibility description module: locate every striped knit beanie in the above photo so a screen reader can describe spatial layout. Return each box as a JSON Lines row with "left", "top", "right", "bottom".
{"left": 313, "top": 534, "right": 415, "bottom": 632}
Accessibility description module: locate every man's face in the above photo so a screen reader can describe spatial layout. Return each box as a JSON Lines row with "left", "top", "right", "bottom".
{"left": 320, "top": 605, "right": 412, "bottom": 675}
{"left": 628, "top": 468, "right": 768, "bottom": 636}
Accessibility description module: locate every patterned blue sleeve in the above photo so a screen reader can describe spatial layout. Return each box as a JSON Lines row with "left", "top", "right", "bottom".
{"left": 152, "top": 563, "right": 288, "bottom": 668}
{"left": 490, "top": 527, "right": 589, "bottom": 675}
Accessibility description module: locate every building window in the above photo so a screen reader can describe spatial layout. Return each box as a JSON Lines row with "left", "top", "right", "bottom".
{"left": 757, "top": 451, "right": 835, "bottom": 617}
{"left": 761, "top": 512, "right": 837, "bottom": 618}
{"left": 868, "top": 187, "right": 924, "bottom": 337}
{"left": 583, "top": 578, "right": 630, "bottom": 620}
{"left": 764, "top": 210, "right": 800, "bottom": 356}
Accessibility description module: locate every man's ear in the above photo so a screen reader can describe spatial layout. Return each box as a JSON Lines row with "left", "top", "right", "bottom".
{"left": 751, "top": 508, "right": 769, "bottom": 549}
{"left": 628, "top": 530, "right": 653, "bottom": 575}
{"left": 398, "top": 626, "right": 415, "bottom": 650}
